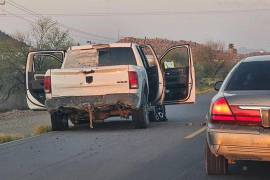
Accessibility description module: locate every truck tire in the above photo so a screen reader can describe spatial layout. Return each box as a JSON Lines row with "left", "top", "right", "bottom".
{"left": 132, "top": 93, "right": 149, "bottom": 129}
{"left": 149, "top": 105, "right": 168, "bottom": 122}
{"left": 50, "top": 112, "right": 69, "bottom": 131}
{"left": 205, "top": 142, "right": 228, "bottom": 175}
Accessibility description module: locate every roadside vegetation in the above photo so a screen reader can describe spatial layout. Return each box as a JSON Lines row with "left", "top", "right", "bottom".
{"left": 33, "top": 125, "right": 51, "bottom": 135}
{"left": 193, "top": 41, "right": 236, "bottom": 93}
{"left": 0, "top": 134, "right": 22, "bottom": 144}
{"left": 0, "top": 17, "right": 74, "bottom": 112}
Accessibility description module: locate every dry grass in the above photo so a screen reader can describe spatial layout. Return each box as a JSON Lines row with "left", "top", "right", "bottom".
{"left": 33, "top": 125, "right": 51, "bottom": 135}
{"left": 0, "top": 134, "right": 22, "bottom": 144}
{"left": 196, "top": 88, "right": 215, "bottom": 95}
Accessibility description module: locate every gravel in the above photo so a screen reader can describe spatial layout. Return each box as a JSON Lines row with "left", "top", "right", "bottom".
{"left": 0, "top": 110, "right": 51, "bottom": 137}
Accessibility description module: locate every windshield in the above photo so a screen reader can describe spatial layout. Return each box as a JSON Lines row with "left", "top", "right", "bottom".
{"left": 226, "top": 61, "right": 270, "bottom": 91}
{"left": 63, "top": 47, "right": 137, "bottom": 68}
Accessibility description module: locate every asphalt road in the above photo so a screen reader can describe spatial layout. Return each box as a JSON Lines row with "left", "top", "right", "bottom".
{"left": 1, "top": 93, "right": 270, "bottom": 180}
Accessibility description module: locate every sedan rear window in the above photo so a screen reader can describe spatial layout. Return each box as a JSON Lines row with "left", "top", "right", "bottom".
{"left": 64, "top": 47, "right": 137, "bottom": 68}
{"left": 226, "top": 61, "right": 270, "bottom": 91}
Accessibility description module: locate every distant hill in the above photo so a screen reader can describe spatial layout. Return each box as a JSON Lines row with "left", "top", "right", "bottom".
{"left": 118, "top": 37, "right": 201, "bottom": 57}
{"left": 0, "top": 31, "right": 15, "bottom": 42}
{"left": 0, "top": 30, "right": 26, "bottom": 48}
{"left": 238, "top": 46, "right": 266, "bottom": 54}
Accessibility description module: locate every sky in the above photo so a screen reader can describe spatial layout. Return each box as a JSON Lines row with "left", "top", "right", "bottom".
{"left": 0, "top": 0, "right": 270, "bottom": 50}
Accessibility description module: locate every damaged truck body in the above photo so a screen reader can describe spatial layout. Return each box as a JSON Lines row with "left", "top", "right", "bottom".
{"left": 26, "top": 43, "right": 195, "bottom": 130}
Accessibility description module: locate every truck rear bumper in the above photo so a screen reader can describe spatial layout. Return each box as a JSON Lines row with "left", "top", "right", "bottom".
{"left": 207, "top": 127, "right": 270, "bottom": 161}
{"left": 45, "top": 93, "right": 140, "bottom": 112}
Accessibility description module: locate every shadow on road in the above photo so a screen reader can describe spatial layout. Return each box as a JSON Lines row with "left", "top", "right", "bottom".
{"left": 226, "top": 161, "right": 270, "bottom": 179}
{"left": 67, "top": 119, "right": 175, "bottom": 132}
{"left": 71, "top": 120, "right": 134, "bottom": 131}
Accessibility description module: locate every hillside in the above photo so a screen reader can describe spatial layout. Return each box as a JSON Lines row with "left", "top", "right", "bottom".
{"left": 0, "top": 30, "right": 26, "bottom": 49}
{"left": 0, "top": 31, "right": 13, "bottom": 41}
{"left": 0, "top": 30, "right": 28, "bottom": 111}
{"left": 118, "top": 37, "right": 201, "bottom": 57}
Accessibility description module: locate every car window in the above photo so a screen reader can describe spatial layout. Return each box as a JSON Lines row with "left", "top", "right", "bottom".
{"left": 99, "top": 47, "right": 137, "bottom": 66}
{"left": 33, "top": 53, "right": 63, "bottom": 73}
{"left": 136, "top": 46, "right": 150, "bottom": 68}
{"left": 64, "top": 47, "right": 137, "bottom": 68}
{"left": 226, "top": 61, "right": 270, "bottom": 91}
{"left": 161, "top": 47, "right": 189, "bottom": 70}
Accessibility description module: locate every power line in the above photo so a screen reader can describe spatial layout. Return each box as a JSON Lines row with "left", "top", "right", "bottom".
{"left": 0, "top": 6, "right": 34, "bottom": 24}
{"left": 0, "top": 0, "right": 5, "bottom": 5}
{"left": 1, "top": 8, "right": 270, "bottom": 17}
{"left": 4, "top": 0, "right": 116, "bottom": 41}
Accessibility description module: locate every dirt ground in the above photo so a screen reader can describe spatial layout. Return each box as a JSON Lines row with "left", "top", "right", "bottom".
{"left": 0, "top": 110, "right": 50, "bottom": 137}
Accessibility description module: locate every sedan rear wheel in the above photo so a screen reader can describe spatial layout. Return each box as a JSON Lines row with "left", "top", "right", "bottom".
{"left": 205, "top": 142, "right": 228, "bottom": 175}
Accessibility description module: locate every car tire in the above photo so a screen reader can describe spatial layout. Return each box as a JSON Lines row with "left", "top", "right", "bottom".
{"left": 50, "top": 111, "right": 69, "bottom": 131}
{"left": 132, "top": 93, "right": 149, "bottom": 129}
{"left": 205, "top": 142, "right": 228, "bottom": 175}
{"left": 149, "top": 105, "right": 167, "bottom": 122}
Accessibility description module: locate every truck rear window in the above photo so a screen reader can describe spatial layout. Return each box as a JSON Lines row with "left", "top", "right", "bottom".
{"left": 64, "top": 47, "right": 137, "bottom": 68}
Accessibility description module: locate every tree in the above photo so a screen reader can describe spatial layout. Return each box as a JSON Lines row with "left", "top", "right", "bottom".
{"left": 193, "top": 41, "right": 235, "bottom": 90}
{"left": 29, "top": 17, "right": 74, "bottom": 50}
{"left": 0, "top": 17, "right": 74, "bottom": 108}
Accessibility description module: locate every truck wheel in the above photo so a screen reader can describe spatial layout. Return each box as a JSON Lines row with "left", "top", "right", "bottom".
{"left": 149, "top": 105, "right": 167, "bottom": 122}
{"left": 50, "top": 112, "right": 69, "bottom": 131}
{"left": 132, "top": 93, "right": 149, "bottom": 129}
{"left": 205, "top": 142, "right": 228, "bottom": 175}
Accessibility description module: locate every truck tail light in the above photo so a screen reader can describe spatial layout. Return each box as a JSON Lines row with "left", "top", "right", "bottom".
{"left": 44, "top": 76, "right": 51, "bottom": 93}
{"left": 211, "top": 97, "right": 262, "bottom": 125}
{"left": 128, "top": 71, "right": 138, "bottom": 89}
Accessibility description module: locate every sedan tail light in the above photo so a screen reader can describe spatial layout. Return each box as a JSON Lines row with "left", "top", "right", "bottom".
{"left": 211, "top": 97, "right": 262, "bottom": 125}
{"left": 44, "top": 76, "right": 51, "bottom": 93}
{"left": 128, "top": 71, "right": 138, "bottom": 89}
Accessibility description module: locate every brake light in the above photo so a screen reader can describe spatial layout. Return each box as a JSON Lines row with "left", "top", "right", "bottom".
{"left": 211, "top": 98, "right": 234, "bottom": 121}
{"left": 211, "top": 97, "right": 262, "bottom": 125}
{"left": 44, "top": 76, "right": 51, "bottom": 93}
{"left": 230, "top": 106, "right": 261, "bottom": 123}
{"left": 128, "top": 71, "right": 138, "bottom": 89}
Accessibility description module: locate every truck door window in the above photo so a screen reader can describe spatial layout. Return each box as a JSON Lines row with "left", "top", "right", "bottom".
{"left": 30, "top": 52, "right": 63, "bottom": 104}
{"left": 33, "top": 53, "right": 63, "bottom": 74}
{"left": 136, "top": 46, "right": 149, "bottom": 68}
{"left": 137, "top": 46, "right": 160, "bottom": 103}
{"left": 160, "top": 47, "right": 190, "bottom": 101}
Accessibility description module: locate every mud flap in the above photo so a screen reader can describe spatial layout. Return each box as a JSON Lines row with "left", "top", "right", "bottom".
{"left": 83, "top": 103, "right": 94, "bottom": 129}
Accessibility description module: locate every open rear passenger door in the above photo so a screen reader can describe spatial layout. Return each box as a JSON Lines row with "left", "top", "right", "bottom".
{"left": 26, "top": 51, "right": 64, "bottom": 110}
{"left": 159, "top": 44, "right": 195, "bottom": 105}
{"left": 138, "top": 45, "right": 164, "bottom": 106}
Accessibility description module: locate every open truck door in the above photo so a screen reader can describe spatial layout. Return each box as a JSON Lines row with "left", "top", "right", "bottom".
{"left": 159, "top": 44, "right": 195, "bottom": 105}
{"left": 26, "top": 51, "right": 64, "bottom": 110}
{"left": 138, "top": 45, "right": 165, "bottom": 106}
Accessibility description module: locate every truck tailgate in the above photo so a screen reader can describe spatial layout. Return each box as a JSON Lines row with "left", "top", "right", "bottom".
{"left": 50, "top": 65, "right": 130, "bottom": 97}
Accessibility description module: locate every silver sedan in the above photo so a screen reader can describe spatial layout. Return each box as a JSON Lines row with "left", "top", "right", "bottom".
{"left": 205, "top": 55, "right": 270, "bottom": 175}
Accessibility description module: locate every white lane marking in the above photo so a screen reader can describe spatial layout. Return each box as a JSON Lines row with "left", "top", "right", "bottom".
{"left": 184, "top": 126, "right": 207, "bottom": 139}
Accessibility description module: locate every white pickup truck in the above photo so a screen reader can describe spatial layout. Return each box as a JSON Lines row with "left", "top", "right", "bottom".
{"left": 26, "top": 43, "right": 195, "bottom": 130}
